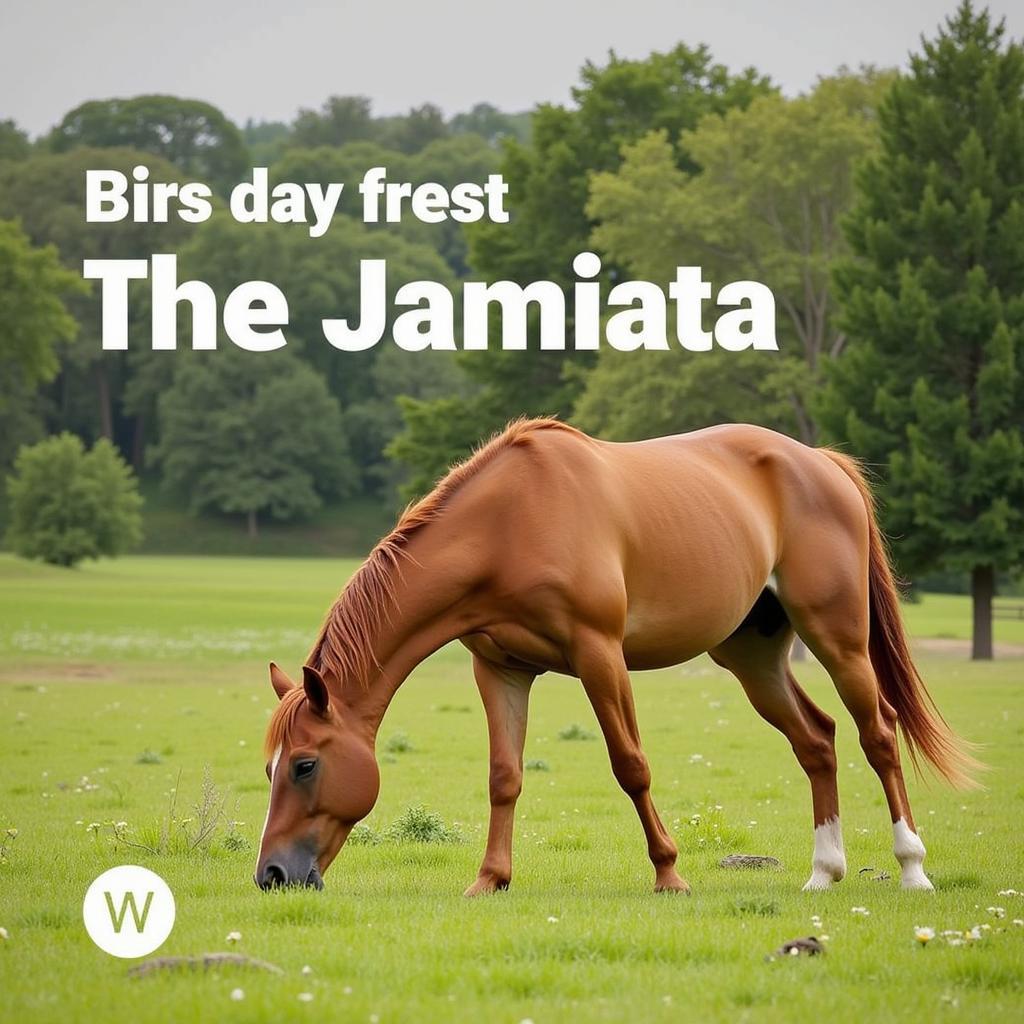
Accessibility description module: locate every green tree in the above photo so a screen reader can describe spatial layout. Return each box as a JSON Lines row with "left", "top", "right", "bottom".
{"left": 389, "top": 44, "right": 773, "bottom": 491}
{"left": 290, "top": 96, "right": 376, "bottom": 149}
{"left": 579, "top": 70, "right": 889, "bottom": 442}
{"left": 170, "top": 213, "right": 457, "bottom": 497}
{"left": 5, "top": 433, "right": 142, "bottom": 567}
{"left": 449, "top": 103, "right": 530, "bottom": 144}
{"left": 47, "top": 95, "right": 248, "bottom": 192}
{"left": 0, "top": 148, "right": 189, "bottom": 452}
{"left": 0, "top": 120, "right": 31, "bottom": 162}
{"left": 0, "top": 219, "right": 84, "bottom": 483}
{"left": 151, "top": 350, "right": 355, "bottom": 537}
{"left": 822, "top": 3, "right": 1024, "bottom": 660}
{"left": 378, "top": 104, "right": 450, "bottom": 154}
{"left": 0, "top": 219, "right": 83, "bottom": 385}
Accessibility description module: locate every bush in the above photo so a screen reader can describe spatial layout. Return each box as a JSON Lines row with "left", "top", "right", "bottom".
{"left": 5, "top": 433, "right": 142, "bottom": 567}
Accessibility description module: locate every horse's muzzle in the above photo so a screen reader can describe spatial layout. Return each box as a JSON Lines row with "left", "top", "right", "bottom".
{"left": 255, "top": 845, "right": 324, "bottom": 890}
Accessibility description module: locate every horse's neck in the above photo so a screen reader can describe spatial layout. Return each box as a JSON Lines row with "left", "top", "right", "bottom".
{"left": 338, "top": 548, "right": 466, "bottom": 736}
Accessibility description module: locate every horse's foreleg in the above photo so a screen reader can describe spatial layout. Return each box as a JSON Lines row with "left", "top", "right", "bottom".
{"left": 464, "top": 654, "right": 534, "bottom": 897}
{"left": 575, "top": 637, "right": 688, "bottom": 894}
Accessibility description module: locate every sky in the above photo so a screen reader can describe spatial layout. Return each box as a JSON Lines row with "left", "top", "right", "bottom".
{"left": 3, "top": 0, "right": 1022, "bottom": 137}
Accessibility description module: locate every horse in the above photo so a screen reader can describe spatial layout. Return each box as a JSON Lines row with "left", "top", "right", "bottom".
{"left": 255, "top": 418, "right": 979, "bottom": 895}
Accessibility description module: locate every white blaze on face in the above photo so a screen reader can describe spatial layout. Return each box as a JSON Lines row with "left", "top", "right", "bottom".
{"left": 893, "top": 817, "right": 933, "bottom": 890}
{"left": 258, "top": 745, "right": 283, "bottom": 861}
{"left": 803, "top": 815, "right": 846, "bottom": 891}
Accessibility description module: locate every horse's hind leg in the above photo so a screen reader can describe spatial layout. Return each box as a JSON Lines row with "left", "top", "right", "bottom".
{"left": 778, "top": 540, "right": 933, "bottom": 890}
{"left": 710, "top": 601, "right": 845, "bottom": 891}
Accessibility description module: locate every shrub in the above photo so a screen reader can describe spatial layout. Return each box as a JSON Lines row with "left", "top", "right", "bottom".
{"left": 381, "top": 806, "right": 463, "bottom": 844}
{"left": 5, "top": 433, "right": 142, "bottom": 567}
{"left": 557, "top": 723, "right": 596, "bottom": 741}
{"left": 384, "top": 731, "right": 414, "bottom": 754}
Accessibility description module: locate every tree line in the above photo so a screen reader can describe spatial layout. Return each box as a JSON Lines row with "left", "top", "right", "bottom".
{"left": 0, "top": 1, "right": 1021, "bottom": 658}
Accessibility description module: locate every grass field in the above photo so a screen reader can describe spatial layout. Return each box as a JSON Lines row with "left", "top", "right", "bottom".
{"left": 1, "top": 555, "right": 1022, "bottom": 1023}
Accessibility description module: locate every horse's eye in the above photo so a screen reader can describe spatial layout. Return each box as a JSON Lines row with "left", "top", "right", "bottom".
{"left": 293, "top": 759, "right": 318, "bottom": 781}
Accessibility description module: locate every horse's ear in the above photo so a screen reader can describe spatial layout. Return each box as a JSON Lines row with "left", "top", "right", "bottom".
{"left": 302, "top": 665, "right": 331, "bottom": 716}
{"left": 269, "top": 662, "right": 295, "bottom": 701}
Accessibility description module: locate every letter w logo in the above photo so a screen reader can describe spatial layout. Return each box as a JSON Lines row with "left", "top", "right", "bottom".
{"left": 103, "top": 890, "right": 154, "bottom": 933}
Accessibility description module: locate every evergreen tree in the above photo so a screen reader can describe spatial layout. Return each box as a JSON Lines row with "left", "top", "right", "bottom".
{"left": 822, "top": 2, "right": 1024, "bottom": 659}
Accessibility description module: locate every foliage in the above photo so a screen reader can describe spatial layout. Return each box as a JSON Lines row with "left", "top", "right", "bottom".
{"left": 150, "top": 348, "right": 355, "bottom": 535}
{"left": 0, "top": 219, "right": 85, "bottom": 487}
{"left": 0, "top": 148, "right": 189, "bottom": 447}
{"left": 173, "top": 214, "right": 462, "bottom": 497}
{"left": 557, "top": 723, "right": 597, "bottom": 741}
{"left": 0, "top": 119, "right": 30, "bottom": 162}
{"left": 580, "top": 71, "right": 890, "bottom": 443}
{"left": 0, "top": 219, "right": 84, "bottom": 385}
{"left": 390, "top": 44, "right": 774, "bottom": 488}
{"left": 46, "top": 95, "right": 248, "bottom": 192}
{"left": 290, "top": 95, "right": 377, "bottom": 149}
{"left": 380, "top": 805, "right": 464, "bottom": 844}
{"left": 822, "top": 2, "right": 1024, "bottom": 657}
{"left": 449, "top": 102, "right": 530, "bottom": 144}
{"left": 5, "top": 433, "right": 142, "bottom": 566}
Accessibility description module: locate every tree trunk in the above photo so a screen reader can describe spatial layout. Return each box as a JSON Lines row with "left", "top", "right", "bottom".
{"left": 96, "top": 363, "right": 113, "bottom": 440}
{"left": 971, "top": 565, "right": 994, "bottom": 661}
{"left": 131, "top": 413, "right": 146, "bottom": 472}
{"left": 247, "top": 509, "right": 258, "bottom": 540}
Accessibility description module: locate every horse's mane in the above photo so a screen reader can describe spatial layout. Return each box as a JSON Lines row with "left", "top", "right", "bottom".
{"left": 266, "top": 417, "right": 579, "bottom": 754}
{"left": 305, "top": 416, "right": 580, "bottom": 691}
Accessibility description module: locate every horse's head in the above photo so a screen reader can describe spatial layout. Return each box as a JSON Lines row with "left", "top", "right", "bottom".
{"left": 254, "top": 663, "right": 379, "bottom": 890}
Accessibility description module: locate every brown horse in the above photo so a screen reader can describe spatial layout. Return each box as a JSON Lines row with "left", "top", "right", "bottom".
{"left": 256, "top": 419, "right": 978, "bottom": 895}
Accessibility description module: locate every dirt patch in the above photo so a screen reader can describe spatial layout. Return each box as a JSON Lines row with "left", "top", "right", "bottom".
{"left": 914, "top": 637, "right": 1024, "bottom": 658}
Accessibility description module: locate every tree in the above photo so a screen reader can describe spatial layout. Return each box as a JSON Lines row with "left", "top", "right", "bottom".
{"left": 822, "top": 2, "right": 1024, "bottom": 660}
{"left": 171, "top": 212, "right": 456, "bottom": 497}
{"left": 0, "top": 149, "right": 189, "bottom": 452}
{"left": 0, "top": 220, "right": 84, "bottom": 484}
{"left": 5, "top": 433, "right": 142, "bottom": 567}
{"left": 150, "top": 350, "right": 356, "bottom": 538}
{"left": 580, "top": 70, "right": 890, "bottom": 443}
{"left": 450, "top": 103, "right": 530, "bottom": 144}
{"left": 0, "top": 219, "right": 83, "bottom": 385}
{"left": 378, "top": 104, "right": 449, "bottom": 154}
{"left": 290, "top": 96, "right": 376, "bottom": 149}
{"left": 47, "top": 96, "right": 248, "bottom": 192}
{"left": 0, "top": 120, "right": 30, "bottom": 162}
{"left": 389, "top": 43, "right": 773, "bottom": 491}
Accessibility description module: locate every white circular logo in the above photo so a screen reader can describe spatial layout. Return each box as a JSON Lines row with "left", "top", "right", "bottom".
{"left": 82, "top": 865, "right": 176, "bottom": 958}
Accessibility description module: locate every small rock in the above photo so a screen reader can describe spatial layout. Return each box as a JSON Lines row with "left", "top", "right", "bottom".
{"left": 766, "top": 936, "right": 825, "bottom": 961}
{"left": 719, "top": 854, "right": 782, "bottom": 870}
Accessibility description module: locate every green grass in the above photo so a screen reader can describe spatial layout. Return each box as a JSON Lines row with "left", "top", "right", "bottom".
{"left": 136, "top": 485, "right": 392, "bottom": 557}
{"left": 1, "top": 554, "right": 1022, "bottom": 1022}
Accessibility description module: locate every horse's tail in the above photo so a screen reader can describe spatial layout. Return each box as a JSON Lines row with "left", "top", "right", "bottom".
{"left": 821, "top": 449, "right": 983, "bottom": 790}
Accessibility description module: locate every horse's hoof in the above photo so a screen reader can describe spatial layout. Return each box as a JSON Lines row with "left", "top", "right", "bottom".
{"left": 463, "top": 875, "right": 510, "bottom": 897}
{"left": 655, "top": 873, "right": 690, "bottom": 895}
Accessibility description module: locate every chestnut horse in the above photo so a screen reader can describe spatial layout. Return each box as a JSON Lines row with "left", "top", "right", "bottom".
{"left": 256, "top": 419, "right": 977, "bottom": 895}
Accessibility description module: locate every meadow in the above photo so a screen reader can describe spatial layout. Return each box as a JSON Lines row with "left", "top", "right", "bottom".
{"left": 0, "top": 554, "right": 1022, "bottom": 1023}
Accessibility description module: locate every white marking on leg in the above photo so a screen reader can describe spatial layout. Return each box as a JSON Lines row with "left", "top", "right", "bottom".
{"left": 766, "top": 572, "right": 779, "bottom": 594}
{"left": 803, "top": 815, "right": 846, "bottom": 891}
{"left": 257, "top": 745, "right": 283, "bottom": 865}
{"left": 893, "top": 818, "right": 933, "bottom": 890}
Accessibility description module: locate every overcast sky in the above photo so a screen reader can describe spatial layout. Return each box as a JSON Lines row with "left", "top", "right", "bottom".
{"left": 3, "top": 1, "right": 1021, "bottom": 137}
